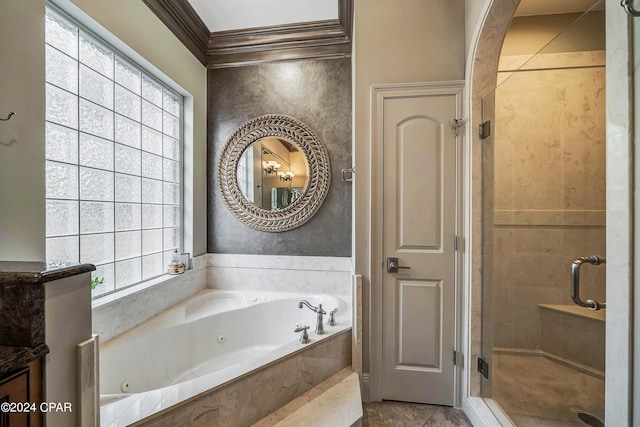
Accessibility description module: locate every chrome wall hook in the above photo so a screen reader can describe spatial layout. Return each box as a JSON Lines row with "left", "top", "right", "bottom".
{"left": 621, "top": 0, "right": 640, "bottom": 17}
{"left": 0, "top": 112, "right": 15, "bottom": 122}
{"left": 341, "top": 167, "right": 355, "bottom": 182}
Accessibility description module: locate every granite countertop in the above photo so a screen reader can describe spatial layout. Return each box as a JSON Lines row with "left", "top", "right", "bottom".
{"left": 0, "top": 261, "right": 95, "bottom": 285}
{"left": 0, "top": 262, "right": 89, "bottom": 377}
{"left": 0, "top": 343, "right": 49, "bottom": 378}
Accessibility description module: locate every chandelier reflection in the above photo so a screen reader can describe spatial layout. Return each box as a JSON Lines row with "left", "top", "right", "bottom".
{"left": 263, "top": 160, "right": 281, "bottom": 175}
{"left": 278, "top": 171, "right": 295, "bottom": 182}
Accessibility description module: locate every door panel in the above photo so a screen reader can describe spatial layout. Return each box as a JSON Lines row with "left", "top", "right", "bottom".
{"left": 397, "top": 280, "right": 442, "bottom": 369}
{"left": 397, "top": 118, "right": 442, "bottom": 250}
{"left": 381, "top": 89, "right": 458, "bottom": 405}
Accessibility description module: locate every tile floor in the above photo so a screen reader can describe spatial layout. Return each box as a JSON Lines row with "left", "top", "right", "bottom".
{"left": 361, "top": 353, "right": 605, "bottom": 427}
{"left": 492, "top": 353, "right": 605, "bottom": 427}
{"left": 362, "top": 401, "right": 472, "bottom": 427}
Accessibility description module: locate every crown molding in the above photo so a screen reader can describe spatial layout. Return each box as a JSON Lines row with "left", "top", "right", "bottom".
{"left": 338, "top": 0, "right": 353, "bottom": 41}
{"left": 143, "top": 0, "right": 352, "bottom": 69}
{"left": 142, "top": 0, "right": 210, "bottom": 66}
{"left": 207, "top": 18, "right": 351, "bottom": 68}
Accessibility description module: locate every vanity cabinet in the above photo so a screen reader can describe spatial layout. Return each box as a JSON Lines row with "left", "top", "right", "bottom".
{"left": 0, "top": 261, "right": 95, "bottom": 427}
{"left": 0, "top": 359, "right": 43, "bottom": 427}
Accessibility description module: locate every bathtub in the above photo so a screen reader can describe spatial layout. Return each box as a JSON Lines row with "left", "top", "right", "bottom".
{"left": 99, "top": 289, "right": 352, "bottom": 426}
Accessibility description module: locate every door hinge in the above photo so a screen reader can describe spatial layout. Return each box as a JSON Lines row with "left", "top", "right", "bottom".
{"left": 451, "top": 118, "right": 464, "bottom": 137}
{"left": 479, "top": 120, "right": 491, "bottom": 140}
{"left": 454, "top": 235, "right": 459, "bottom": 251}
{"left": 477, "top": 357, "right": 489, "bottom": 379}
{"left": 453, "top": 350, "right": 458, "bottom": 366}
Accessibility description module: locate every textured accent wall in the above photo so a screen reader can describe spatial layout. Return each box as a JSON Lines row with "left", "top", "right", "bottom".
{"left": 207, "top": 58, "right": 352, "bottom": 256}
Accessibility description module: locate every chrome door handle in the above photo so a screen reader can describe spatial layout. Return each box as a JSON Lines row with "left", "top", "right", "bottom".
{"left": 387, "top": 257, "right": 411, "bottom": 273}
{"left": 571, "top": 255, "right": 606, "bottom": 310}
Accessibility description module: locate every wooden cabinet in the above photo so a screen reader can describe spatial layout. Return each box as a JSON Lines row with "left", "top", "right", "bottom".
{"left": 0, "top": 359, "right": 42, "bottom": 427}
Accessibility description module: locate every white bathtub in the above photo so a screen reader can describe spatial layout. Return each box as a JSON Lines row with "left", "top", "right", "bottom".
{"left": 99, "top": 289, "right": 351, "bottom": 426}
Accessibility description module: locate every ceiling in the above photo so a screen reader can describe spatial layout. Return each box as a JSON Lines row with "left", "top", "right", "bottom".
{"left": 181, "top": 0, "right": 601, "bottom": 33}
{"left": 151, "top": 0, "right": 601, "bottom": 67}
{"left": 186, "top": 0, "right": 339, "bottom": 32}
{"left": 515, "top": 0, "right": 601, "bottom": 16}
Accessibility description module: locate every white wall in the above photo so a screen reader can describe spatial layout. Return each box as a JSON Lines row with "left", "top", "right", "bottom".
{"left": 0, "top": 1, "right": 46, "bottom": 261}
{"left": 0, "top": 0, "right": 208, "bottom": 262}
{"left": 44, "top": 272, "right": 93, "bottom": 427}
{"left": 465, "top": 0, "right": 489, "bottom": 58}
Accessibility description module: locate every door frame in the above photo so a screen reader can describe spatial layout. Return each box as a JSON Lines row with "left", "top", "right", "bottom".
{"left": 369, "top": 81, "right": 465, "bottom": 404}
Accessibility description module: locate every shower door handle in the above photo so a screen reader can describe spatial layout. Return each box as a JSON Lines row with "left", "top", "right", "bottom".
{"left": 571, "top": 255, "right": 606, "bottom": 311}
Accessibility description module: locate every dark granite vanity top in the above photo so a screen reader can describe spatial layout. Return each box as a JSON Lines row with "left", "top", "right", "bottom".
{"left": 0, "top": 261, "right": 94, "bottom": 378}
{"left": 0, "top": 261, "right": 95, "bottom": 285}
{"left": 0, "top": 344, "right": 49, "bottom": 378}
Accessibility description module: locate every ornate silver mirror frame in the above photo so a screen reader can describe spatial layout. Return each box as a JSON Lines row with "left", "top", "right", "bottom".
{"left": 218, "top": 114, "right": 331, "bottom": 232}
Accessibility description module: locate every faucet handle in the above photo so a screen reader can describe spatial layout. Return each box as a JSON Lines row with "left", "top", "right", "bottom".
{"left": 294, "top": 325, "right": 310, "bottom": 344}
{"left": 317, "top": 303, "right": 326, "bottom": 314}
{"left": 327, "top": 308, "right": 338, "bottom": 326}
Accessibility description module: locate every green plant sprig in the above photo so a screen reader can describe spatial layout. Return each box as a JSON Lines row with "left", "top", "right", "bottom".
{"left": 91, "top": 276, "right": 104, "bottom": 289}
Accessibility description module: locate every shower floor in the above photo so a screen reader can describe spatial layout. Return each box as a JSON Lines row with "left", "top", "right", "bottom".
{"left": 492, "top": 353, "right": 605, "bottom": 427}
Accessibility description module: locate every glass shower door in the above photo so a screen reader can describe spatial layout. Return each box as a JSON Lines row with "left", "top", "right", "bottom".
{"left": 480, "top": 2, "right": 606, "bottom": 426}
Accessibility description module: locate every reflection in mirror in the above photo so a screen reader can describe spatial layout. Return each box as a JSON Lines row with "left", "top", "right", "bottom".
{"left": 237, "top": 137, "right": 309, "bottom": 211}
{"left": 218, "top": 114, "right": 331, "bottom": 232}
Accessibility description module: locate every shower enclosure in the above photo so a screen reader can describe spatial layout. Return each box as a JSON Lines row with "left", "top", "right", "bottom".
{"left": 480, "top": 2, "right": 606, "bottom": 425}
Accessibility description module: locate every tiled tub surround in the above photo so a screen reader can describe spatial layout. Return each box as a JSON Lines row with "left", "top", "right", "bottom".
{"left": 206, "top": 254, "right": 353, "bottom": 296}
{"left": 92, "top": 254, "right": 208, "bottom": 343}
{"left": 92, "top": 254, "right": 354, "bottom": 425}
{"left": 93, "top": 254, "right": 353, "bottom": 344}
{"left": 99, "top": 289, "right": 352, "bottom": 426}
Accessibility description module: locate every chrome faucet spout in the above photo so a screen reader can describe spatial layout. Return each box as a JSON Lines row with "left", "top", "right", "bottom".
{"left": 298, "top": 300, "right": 316, "bottom": 311}
{"left": 298, "top": 300, "right": 326, "bottom": 335}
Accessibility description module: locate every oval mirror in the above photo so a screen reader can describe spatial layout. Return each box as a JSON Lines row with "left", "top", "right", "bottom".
{"left": 218, "top": 115, "right": 331, "bottom": 232}
{"left": 237, "top": 136, "right": 309, "bottom": 210}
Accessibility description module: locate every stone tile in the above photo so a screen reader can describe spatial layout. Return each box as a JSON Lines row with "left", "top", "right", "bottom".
{"left": 510, "top": 413, "right": 585, "bottom": 427}
{"left": 362, "top": 402, "right": 471, "bottom": 427}
{"left": 493, "top": 353, "right": 605, "bottom": 424}
{"left": 253, "top": 368, "right": 361, "bottom": 427}
{"left": 423, "top": 407, "right": 473, "bottom": 427}
{"left": 133, "top": 332, "right": 351, "bottom": 426}
{"left": 362, "top": 402, "right": 420, "bottom": 427}
{"left": 387, "top": 401, "right": 438, "bottom": 425}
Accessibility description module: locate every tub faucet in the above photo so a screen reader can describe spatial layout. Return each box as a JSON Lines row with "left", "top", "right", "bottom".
{"left": 298, "top": 300, "right": 326, "bottom": 335}
{"left": 294, "top": 325, "right": 310, "bottom": 344}
{"left": 327, "top": 308, "right": 338, "bottom": 326}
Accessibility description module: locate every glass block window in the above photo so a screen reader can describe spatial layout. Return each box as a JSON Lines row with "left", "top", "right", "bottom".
{"left": 45, "top": 7, "right": 182, "bottom": 298}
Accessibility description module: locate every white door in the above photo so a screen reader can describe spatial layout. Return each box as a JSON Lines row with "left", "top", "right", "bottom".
{"left": 380, "top": 86, "right": 459, "bottom": 405}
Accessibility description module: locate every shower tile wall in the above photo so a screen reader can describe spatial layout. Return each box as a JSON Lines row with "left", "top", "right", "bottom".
{"left": 493, "top": 51, "right": 606, "bottom": 350}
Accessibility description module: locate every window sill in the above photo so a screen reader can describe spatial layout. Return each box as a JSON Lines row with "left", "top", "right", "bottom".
{"left": 91, "top": 274, "right": 176, "bottom": 309}
{"left": 91, "top": 254, "right": 207, "bottom": 309}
